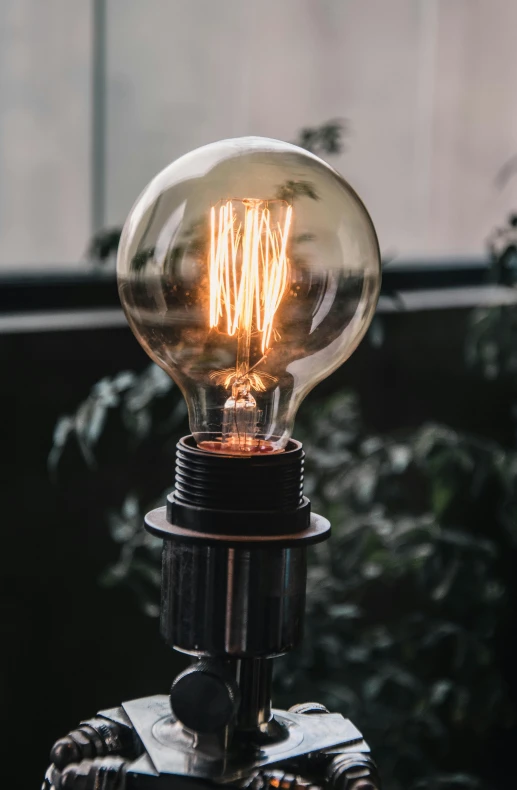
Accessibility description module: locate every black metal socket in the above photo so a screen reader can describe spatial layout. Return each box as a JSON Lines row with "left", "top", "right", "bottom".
{"left": 167, "top": 436, "right": 310, "bottom": 536}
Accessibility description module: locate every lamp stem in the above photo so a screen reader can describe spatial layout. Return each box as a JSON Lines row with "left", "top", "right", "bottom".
{"left": 233, "top": 657, "right": 273, "bottom": 732}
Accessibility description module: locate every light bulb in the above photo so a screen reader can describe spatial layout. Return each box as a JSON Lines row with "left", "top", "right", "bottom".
{"left": 117, "top": 137, "right": 381, "bottom": 455}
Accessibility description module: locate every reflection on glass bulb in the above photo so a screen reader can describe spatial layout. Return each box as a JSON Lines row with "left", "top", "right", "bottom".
{"left": 117, "top": 137, "right": 381, "bottom": 455}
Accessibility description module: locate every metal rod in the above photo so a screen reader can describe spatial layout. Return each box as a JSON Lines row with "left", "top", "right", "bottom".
{"left": 234, "top": 658, "right": 273, "bottom": 732}
{"left": 91, "top": 0, "right": 107, "bottom": 233}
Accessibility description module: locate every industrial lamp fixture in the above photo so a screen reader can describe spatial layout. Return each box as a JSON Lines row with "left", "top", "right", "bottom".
{"left": 44, "top": 137, "right": 382, "bottom": 790}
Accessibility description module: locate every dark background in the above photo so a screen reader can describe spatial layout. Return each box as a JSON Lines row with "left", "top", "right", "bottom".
{"left": 1, "top": 274, "right": 515, "bottom": 787}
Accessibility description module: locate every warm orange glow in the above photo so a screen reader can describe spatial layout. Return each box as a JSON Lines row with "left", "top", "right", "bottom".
{"left": 209, "top": 367, "right": 277, "bottom": 392}
{"left": 209, "top": 199, "right": 292, "bottom": 355}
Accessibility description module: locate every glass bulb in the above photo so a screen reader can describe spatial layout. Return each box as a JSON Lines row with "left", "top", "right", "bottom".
{"left": 117, "top": 137, "right": 381, "bottom": 456}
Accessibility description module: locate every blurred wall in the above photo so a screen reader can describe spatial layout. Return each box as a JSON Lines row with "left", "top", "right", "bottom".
{"left": 1, "top": 0, "right": 517, "bottom": 267}
{"left": 0, "top": 1, "right": 91, "bottom": 265}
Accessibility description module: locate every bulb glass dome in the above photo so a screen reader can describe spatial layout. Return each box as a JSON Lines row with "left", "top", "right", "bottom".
{"left": 117, "top": 137, "right": 381, "bottom": 455}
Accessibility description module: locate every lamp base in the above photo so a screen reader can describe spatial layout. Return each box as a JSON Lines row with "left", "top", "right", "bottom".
{"left": 44, "top": 692, "right": 381, "bottom": 790}
{"left": 43, "top": 436, "right": 381, "bottom": 789}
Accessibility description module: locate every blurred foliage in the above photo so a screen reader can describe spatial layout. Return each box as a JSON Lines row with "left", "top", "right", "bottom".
{"left": 467, "top": 213, "right": 517, "bottom": 429}
{"left": 292, "top": 119, "right": 348, "bottom": 156}
{"left": 50, "top": 369, "right": 516, "bottom": 790}
{"left": 87, "top": 226, "right": 122, "bottom": 266}
{"left": 50, "top": 364, "right": 187, "bottom": 616}
{"left": 467, "top": 302, "right": 517, "bottom": 383}
{"left": 486, "top": 213, "right": 517, "bottom": 288}
{"left": 49, "top": 364, "right": 185, "bottom": 471}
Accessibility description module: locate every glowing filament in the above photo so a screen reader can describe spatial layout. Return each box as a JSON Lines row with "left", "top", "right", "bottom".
{"left": 209, "top": 200, "right": 292, "bottom": 354}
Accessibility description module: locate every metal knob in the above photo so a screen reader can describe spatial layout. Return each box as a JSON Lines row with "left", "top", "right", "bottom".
{"left": 170, "top": 661, "right": 240, "bottom": 734}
